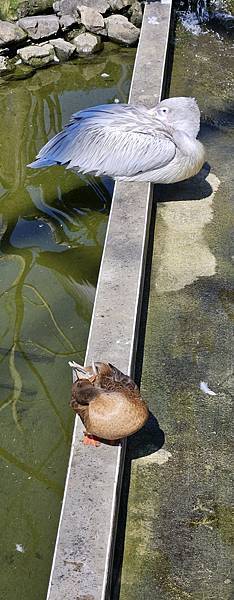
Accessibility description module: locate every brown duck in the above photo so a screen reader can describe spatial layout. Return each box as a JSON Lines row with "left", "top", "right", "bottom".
{"left": 69, "top": 361, "right": 149, "bottom": 446}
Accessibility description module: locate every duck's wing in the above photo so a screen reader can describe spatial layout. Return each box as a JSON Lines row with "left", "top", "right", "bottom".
{"left": 28, "top": 104, "right": 176, "bottom": 178}
{"left": 106, "top": 363, "right": 139, "bottom": 393}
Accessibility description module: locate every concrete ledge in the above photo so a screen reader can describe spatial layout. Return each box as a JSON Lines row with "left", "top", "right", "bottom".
{"left": 46, "top": 2, "right": 172, "bottom": 599}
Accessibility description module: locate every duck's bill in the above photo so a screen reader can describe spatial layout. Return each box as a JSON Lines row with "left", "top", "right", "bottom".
{"left": 68, "top": 360, "right": 98, "bottom": 379}
{"left": 68, "top": 361, "right": 90, "bottom": 378}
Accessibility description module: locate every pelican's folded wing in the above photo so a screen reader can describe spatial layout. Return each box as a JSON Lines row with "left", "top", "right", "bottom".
{"left": 27, "top": 103, "right": 176, "bottom": 178}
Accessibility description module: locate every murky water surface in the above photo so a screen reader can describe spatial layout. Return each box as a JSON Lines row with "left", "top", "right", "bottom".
{"left": 119, "top": 20, "right": 233, "bottom": 600}
{"left": 0, "top": 45, "right": 135, "bottom": 600}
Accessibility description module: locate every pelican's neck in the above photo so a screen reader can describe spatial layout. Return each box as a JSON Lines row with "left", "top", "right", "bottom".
{"left": 173, "top": 129, "right": 199, "bottom": 154}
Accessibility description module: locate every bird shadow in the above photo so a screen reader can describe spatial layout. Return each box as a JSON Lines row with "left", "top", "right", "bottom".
{"left": 154, "top": 162, "right": 213, "bottom": 203}
{"left": 126, "top": 411, "right": 164, "bottom": 460}
{"left": 111, "top": 413, "right": 164, "bottom": 599}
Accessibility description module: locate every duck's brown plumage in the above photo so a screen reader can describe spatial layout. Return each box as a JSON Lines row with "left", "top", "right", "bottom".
{"left": 70, "top": 362, "right": 149, "bottom": 440}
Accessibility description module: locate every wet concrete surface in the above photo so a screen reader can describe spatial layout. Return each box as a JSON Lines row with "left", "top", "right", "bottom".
{"left": 118, "top": 19, "right": 233, "bottom": 600}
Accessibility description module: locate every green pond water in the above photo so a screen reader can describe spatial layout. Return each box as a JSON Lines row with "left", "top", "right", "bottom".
{"left": 0, "top": 44, "right": 135, "bottom": 600}
{"left": 119, "top": 20, "right": 233, "bottom": 600}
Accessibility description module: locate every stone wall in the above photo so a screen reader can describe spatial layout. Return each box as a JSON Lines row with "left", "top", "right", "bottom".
{"left": 0, "top": 1, "right": 143, "bottom": 76}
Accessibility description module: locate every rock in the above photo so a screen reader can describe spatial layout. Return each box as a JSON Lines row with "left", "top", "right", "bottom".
{"left": 108, "top": 0, "right": 134, "bottom": 10}
{"left": 53, "top": 0, "right": 79, "bottom": 17}
{"left": 0, "top": 47, "right": 9, "bottom": 55}
{"left": 72, "top": 32, "right": 103, "bottom": 54}
{"left": 15, "top": 1, "right": 54, "bottom": 19}
{"left": 208, "top": 0, "right": 234, "bottom": 12}
{"left": 65, "top": 25, "right": 85, "bottom": 40}
{"left": 59, "top": 14, "right": 79, "bottom": 30}
{"left": 0, "top": 55, "right": 14, "bottom": 76}
{"left": 78, "top": 6, "right": 106, "bottom": 34}
{"left": 17, "top": 43, "right": 55, "bottom": 67}
{"left": 0, "top": 20, "right": 27, "bottom": 48}
{"left": 50, "top": 37, "right": 76, "bottom": 60}
{"left": 53, "top": 0, "right": 109, "bottom": 15}
{"left": 18, "top": 15, "right": 59, "bottom": 41}
{"left": 105, "top": 14, "right": 140, "bottom": 45}
{"left": 129, "top": 1, "right": 143, "bottom": 28}
{"left": 78, "top": 0, "right": 110, "bottom": 13}
{"left": 0, "top": 56, "right": 7, "bottom": 72}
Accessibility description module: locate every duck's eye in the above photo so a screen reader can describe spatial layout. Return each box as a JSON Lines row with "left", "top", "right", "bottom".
{"left": 159, "top": 107, "right": 169, "bottom": 114}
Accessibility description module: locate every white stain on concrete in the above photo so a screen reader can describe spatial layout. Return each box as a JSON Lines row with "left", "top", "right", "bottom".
{"left": 136, "top": 448, "right": 172, "bottom": 466}
{"left": 155, "top": 172, "right": 221, "bottom": 292}
{"left": 148, "top": 16, "right": 159, "bottom": 25}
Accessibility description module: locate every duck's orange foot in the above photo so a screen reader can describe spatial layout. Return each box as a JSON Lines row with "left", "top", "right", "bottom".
{"left": 83, "top": 433, "right": 101, "bottom": 447}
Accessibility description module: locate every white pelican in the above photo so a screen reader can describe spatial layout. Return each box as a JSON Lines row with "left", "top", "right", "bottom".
{"left": 28, "top": 97, "right": 205, "bottom": 184}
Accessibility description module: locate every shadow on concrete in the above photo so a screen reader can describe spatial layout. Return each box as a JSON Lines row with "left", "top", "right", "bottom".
{"left": 127, "top": 412, "right": 165, "bottom": 460}
{"left": 111, "top": 414, "right": 164, "bottom": 600}
{"left": 154, "top": 162, "right": 213, "bottom": 203}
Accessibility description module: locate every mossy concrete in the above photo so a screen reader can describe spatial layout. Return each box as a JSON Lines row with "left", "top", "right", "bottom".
{"left": 119, "top": 20, "right": 233, "bottom": 600}
{"left": 120, "top": 176, "right": 233, "bottom": 600}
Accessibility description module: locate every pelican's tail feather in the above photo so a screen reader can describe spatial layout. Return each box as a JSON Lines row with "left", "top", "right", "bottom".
{"left": 27, "top": 104, "right": 122, "bottom": 171}
{"left": 27, "top": 124, "right": 77, "bottom": 169}
{"left": 27, "top": 157, "right": 59, "bottom": 169}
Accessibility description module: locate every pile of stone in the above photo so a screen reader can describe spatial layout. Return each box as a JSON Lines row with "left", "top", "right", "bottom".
{"left": 0, "top": 1, "right": 143, "bottom": 75}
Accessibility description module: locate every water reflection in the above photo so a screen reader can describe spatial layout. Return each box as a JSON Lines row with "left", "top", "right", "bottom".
{"left": 0, "top": 47, "right": 135, "bottom": 600}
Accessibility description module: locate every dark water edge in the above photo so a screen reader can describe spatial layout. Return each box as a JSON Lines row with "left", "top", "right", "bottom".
{"left": 116, "top": 17, "right": 233, "bottom": 600}
{"left": 0, "top": 44, "right": 135, "bottom": 600}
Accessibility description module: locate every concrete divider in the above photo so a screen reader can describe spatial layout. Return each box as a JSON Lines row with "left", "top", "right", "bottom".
{"left": 46, "top": 2, "right": 172, "bottom": 599}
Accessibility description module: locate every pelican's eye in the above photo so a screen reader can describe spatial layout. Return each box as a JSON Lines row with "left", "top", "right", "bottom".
{"left": 158, "top": 107, "right": 169, "bottom": 115}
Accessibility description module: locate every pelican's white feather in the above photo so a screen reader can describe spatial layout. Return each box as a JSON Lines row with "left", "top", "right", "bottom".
{"left": 28, "top": 97, "right": 205, "bottom": 184}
